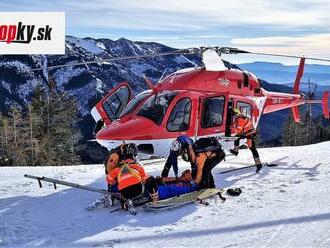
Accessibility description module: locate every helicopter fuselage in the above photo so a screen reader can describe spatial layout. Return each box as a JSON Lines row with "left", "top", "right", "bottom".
{"left": 92, "top": 66, "right": 308, "bottom": 157}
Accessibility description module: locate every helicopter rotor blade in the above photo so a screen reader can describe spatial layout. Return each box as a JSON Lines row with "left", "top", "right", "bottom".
{"left": 30, "top": 48, "right": 198, "bottom": 71}
{"left": 240, "top": 51, "right": 330, "bottom": 63}
{"left": 219, "top": 47, "right": 250, "bottom": 54}
{"left": 218, "top": 46, "right": 330, "bottom": 63}
{"left": 29, "top": 45, "right": 330, "bottom": 72}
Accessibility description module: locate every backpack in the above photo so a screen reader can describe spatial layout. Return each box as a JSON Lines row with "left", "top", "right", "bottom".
{"left": 117, "top": 163, "right": 143, "bottom": 189}
{"left": 193, "top": 137, "right": 222, "bottom": 153}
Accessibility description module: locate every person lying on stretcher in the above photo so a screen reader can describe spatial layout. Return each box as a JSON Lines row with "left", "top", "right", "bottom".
{"left": 103, "top": 139, "right": 225, "bottom": 211}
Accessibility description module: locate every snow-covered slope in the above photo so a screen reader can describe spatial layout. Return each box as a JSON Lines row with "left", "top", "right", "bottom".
{"left": 1, "top": 142, "right": 330, "bottom": 247}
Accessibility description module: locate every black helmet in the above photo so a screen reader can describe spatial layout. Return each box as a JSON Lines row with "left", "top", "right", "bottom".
{"left": 122, "top": 143, "right": 138, "bottom": 160}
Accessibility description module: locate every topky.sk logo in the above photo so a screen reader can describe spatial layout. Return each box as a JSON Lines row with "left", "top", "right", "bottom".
{"left": 0, "top": 22, "right": 53, "bottom": 44}
{"left": 0, "top": 12, "right": 65, "bottom": 54}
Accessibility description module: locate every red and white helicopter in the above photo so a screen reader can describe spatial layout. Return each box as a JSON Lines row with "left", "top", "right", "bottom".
{"left": 88, "top": 47, "right": 329, "bottom": 157}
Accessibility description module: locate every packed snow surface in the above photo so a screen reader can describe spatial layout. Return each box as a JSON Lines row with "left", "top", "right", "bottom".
{"left": 1, "top": 142, "right": 330, "bottom": 247}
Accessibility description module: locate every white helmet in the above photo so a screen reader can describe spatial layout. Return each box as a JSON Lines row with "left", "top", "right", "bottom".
{"left": 170, "top": 140, "right": 181, "bottom": 152}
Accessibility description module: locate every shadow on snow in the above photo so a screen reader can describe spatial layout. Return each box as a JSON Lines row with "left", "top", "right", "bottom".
{"left": 0, "top": 176, "right": 196, "bottom": 246}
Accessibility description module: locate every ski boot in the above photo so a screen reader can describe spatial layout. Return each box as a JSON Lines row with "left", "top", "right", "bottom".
{"left": 86, "top": 193, "right": 113, "bottom": 210}
{"left": 122, "top": 199, "right": 137, "bottom": 215}
{"left": 229, "top": 147, "right": 239, "bottom": 156}
{"left": 127, "top": 199, "right": 137, "bottom": 215}
{"left": 254, "top": 157, "right": 263, "bottom": 173}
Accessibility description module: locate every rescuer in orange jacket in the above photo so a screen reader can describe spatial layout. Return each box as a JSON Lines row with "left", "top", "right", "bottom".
{"left": 105, "top": 143, "right": 159, "bottom": 204}
{"left": 230, "top": 108, "right": 262, "bottom": 173}
{"left": 163, "top": 136, "right": 226, "bottom": 189}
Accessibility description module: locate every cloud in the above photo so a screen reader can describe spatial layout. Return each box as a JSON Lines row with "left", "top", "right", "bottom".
{"left": 97, "top": 0, "right": 330, "bottom": 29}
{"left": 232, "top": 34, "right": 330, "bottom": 47}
{"left": 231, "top": 34, "right": 330, "bottom": 60}
{"left": 2, "top": 0, "right": 330, "bottom": 31}
{"left": 1, "top": 0, "right": 330, "bottom": 64}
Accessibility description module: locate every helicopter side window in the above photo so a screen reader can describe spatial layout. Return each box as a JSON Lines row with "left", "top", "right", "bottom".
{"left": 201, "top": 96, "right": 225, "bottom": 128}
{"left": 167, "top": 97, "right": 191, "bottom": 132}
{"left": 103, "top": 86, "right": 130, "bottom": 120}
{"left": 120, "top": 91, "right": 151, "bottom": 117}
{"left": 236, "top": 101, "right": 252, "bottom": 118}
{"left": 137, "top": 91, "right": 178, "bottom": 125}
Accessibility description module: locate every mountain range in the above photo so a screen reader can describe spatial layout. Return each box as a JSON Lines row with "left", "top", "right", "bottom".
{"left": 238, "top": 62, "right": 330, "bottom": 88}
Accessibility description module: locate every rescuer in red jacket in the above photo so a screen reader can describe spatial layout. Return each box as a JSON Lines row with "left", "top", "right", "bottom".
{"left": 230, "top": 108, "right": 262, "bottom": 173}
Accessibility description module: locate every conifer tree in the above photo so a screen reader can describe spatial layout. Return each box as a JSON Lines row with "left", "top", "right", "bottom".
{"left": 8, "top": 106, "right": 29, "bottom": 165}
{"left": 282, "top": 106, "right": 329, "bottom": 146}
{"left": 27, "top": 78, "right": 82, "bottom": 166}
{"left": 0, "top": 113, "right": 11, "bottom": 166}
{"left": 282, "top": 112, "right": 295, "bottom": 146}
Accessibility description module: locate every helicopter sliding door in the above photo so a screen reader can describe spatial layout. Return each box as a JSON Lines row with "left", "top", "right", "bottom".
{"left": 91, "top": 82, "right": 132, "bottom": 126}
{"left": 228, "top": 98, "right": 256, "bottom": 136}
{"left": 223, "top": 99, "right": 255, "bottom": 136}
{"left": 197, "top": 93, "right": 228, "bottom": 137}
{"left": 225, "top": 98, "right": 233, "bottom": 136}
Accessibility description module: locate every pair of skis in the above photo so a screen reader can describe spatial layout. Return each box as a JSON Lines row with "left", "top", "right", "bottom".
{"left": 88, "top": 189, "right": 226, "bottom": 214}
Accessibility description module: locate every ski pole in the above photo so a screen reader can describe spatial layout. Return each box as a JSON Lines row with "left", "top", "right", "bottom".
{"left": 219, "top": 163, "right": 278, "bottom": 174}
{"left": 219, "top": 164, "right": 257, "bottom": 174}
{"left": 24, "top": 174, "right": 121, "bottom": 198}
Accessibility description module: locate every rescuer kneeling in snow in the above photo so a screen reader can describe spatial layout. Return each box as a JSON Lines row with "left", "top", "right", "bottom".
{"left": 106, "top": 143, "right": 159, "bottom": 213}
{"left": 161, "top": 136, "right": 225, "bottom": 189}
{"left": 230, "top": 108, "right": 262, "bottom": 173}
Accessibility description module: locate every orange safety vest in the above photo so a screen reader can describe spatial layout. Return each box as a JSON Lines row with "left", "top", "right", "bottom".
{"left": 106, "top": 161, "right": 148, "bottom": 190}
{"left": 194, "top": 151, "right": 215, "bottom": 184}
{"left": 234, "top": 116, "right": 256, "bottom": 137}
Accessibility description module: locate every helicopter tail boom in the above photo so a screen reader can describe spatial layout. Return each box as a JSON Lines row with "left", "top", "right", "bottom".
{"left": 322, "top": 91, "right": 329, "bottom": 119}
{"left": 289, "top": 91, "right": 329, "bottom": 120}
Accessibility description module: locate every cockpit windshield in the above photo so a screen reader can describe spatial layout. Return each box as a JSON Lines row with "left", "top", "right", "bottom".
{"left": 137, "top": 91, "right": 178, "bottom": 125}
{"left": 120, "top": 90, "right": 152, "bottom": 117}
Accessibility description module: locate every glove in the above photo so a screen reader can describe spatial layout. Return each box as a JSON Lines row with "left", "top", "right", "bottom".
{"left": 155, "top": 176, "right": 164, "bottom": 185}
{"left": 227, "top": 188, "right": 242, "bottom": 196}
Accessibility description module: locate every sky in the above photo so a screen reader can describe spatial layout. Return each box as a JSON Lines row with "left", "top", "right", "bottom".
{"left": 1, "top": 0, "right": 330, "bottom": 65}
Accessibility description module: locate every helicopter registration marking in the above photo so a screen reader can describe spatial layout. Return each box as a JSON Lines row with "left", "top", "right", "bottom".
{"left": 218, "top": 78, "right": 230, "bottom": 87}
{"left": 272, "top": 98, "right": 282, "bottom": 104}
